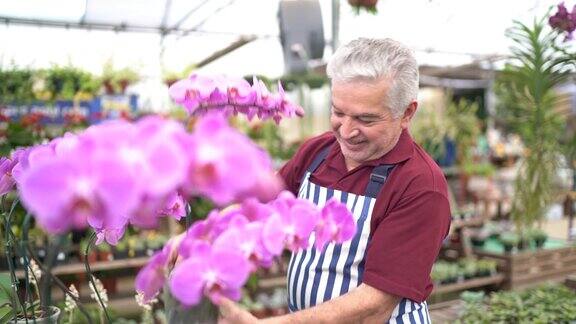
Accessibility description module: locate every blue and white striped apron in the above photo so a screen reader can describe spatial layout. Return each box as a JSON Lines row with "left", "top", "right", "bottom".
{"left": 286, "top": 147, "right": 432, "bottom": 323}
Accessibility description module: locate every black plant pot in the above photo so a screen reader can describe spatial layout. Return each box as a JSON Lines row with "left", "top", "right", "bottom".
{"left": 134, "top": 249, "right": 147, "bottom": 257}
{"left": 477, "top": 270, "right": 491, "bottom": 277}
{"left": 518, "top": 239, "right": 530, "bottom": 251}
{"left": 0, "top": 256, "right": 9, "bottom": 271}
{"left": 113, "top": 250, "right": 129, "bottom": 260}
{"left": 470, "top": 237, "right": 485, "bottom": 247}
{"left": 535, "top": 237, "right": 547, "bottom": 248}
{"left": 503, "top": 243, "right": 514, "bottom": 253}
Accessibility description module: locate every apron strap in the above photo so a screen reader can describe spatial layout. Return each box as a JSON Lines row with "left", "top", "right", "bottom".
{"left": 364, "top": 164, "right": 395, "bottom": 198}
{"left": 305, "top": 146, "right": 331, "bottom": 174}
{"left": 302, "top": 144, "right": 394, "bottom": 198}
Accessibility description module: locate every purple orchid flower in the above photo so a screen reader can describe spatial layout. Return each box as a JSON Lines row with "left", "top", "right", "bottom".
{"left": 135, "top": 240, "right": 176, "bottom": 303}
{"left": 227, "top": 77, "right": 256, "bottom": 106}
{"left": 169, "top": 241, "right": 251, "bottom": 306}
{"left": 178, "top": 208, "right": 250, "bottom": 258}
{"left": 10, "top": 147, "right": 31, "bottom": 184}
{"left": 262, "top": 191, "right": 319, "bottom": 253}
{"left": 182, "top": 114, "right": 278, "bottom": 205}
{"left": 157, "top": 191, "right": 186, "bottom": 220}
{"left": 17, "top": 147, "right": 140, "bottom": 234}
{"left": 237, "top": 198, "right": 276, "bottom": 222}
{"left": 214, "top": 222, "right": 274, "bottom": 269}
{"left": 169, "top": 74, "right": 220, "bottom": 114}
{"left": 314, "top": 198, "right": 356, "bottom": 251}
{"left": 168, "top": 74, "right": 304, "bottom": 122}
{"left": 0, "top": 157, "right": 16, "bottom": 196}
{"left": 549, "top": 2, "right": 576, "bottom": 40}
{"left": 276, "top": 81, "right": 305, "bottom": 118}
{"left": 96, "top": 226, "right": 127, "bottom": 245}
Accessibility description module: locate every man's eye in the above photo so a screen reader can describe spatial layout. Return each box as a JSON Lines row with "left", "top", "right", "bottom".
{"left": 358, "top": 117, "right": 375, "bottom": 123}
{"left": 333, "top": 111, "right": 344, "bottom": 117}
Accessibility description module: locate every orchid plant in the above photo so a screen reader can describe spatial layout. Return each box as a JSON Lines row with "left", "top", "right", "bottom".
{"left": 0, "top": 73, "right": 356, "bottom": 322}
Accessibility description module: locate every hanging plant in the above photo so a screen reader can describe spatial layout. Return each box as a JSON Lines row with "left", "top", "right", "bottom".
{"left": 41, "top": 66, "right": 100, "bottom": 101}
{"left": 348, "top": 0, "right": 378, "bottom": 15}
{"left": 101, "top": 60, "right": 140, "bottom": 95}
{"left": 0, "top": 67, "right": 35, "bottom": 104}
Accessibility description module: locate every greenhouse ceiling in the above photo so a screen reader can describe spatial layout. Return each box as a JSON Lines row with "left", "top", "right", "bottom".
{"left": 0, "top": 0, "right": 568, "bottom": 79}
{"left": 0, "top": 0, "right": 249, "bottom": 36}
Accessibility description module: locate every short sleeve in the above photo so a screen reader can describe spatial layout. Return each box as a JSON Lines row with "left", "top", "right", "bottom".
{"left": 362, "top": 190, "right": 451, "bottom": 302}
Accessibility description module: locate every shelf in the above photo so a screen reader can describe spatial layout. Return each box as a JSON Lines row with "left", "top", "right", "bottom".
{"left": 432, "top": 273, "right": 505, "bottom": 295}
{"left": 256, "top": 274, "right": 505, "bottom": 295}
{"left": 7, "top": 256, "right": 150, "bottom": 279}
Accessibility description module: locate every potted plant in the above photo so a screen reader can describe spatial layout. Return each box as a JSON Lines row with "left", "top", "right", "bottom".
{"left": 517, "top": 234, "right": 531, "bottom": 251}
{"left": 348, "top": 0, "right": 378, "bottom": 14}
{"left": 462, "top": 259, "right": 478, "bottom": 280}
{"left": 495, "top": 12, "right": 573, "bottom": 241}
{"left": 41, "top": 65, "right": 99, "bottom": 101}
{"left": 0, "top": 66, "right": 35, "bottom": 104}
{"left": 0, "top": 269, "right": 61, "bottom": 323}
{"left": 470, "top": 230, "right": 488, "bottom": 248}
{"left": 115, "top": 67, "right": 140, "bottom": 94}
{"left": 500, "top": 232, "right": 519, "bottom": 253}
{"left": 529, "top": 228, "right": 548, "bottom": 248}
{"left": 96, "top": 243, "right": 113, "bottom": 262}
{"left": 112, "top": 240, "right": 129, "bottom": 259}
{"left": 476, "top": 259, "right": 497, "bottom": 277}
{"left": 100, "top": 60, "right": 140, "bottom": 95}
{"left": 128, "top": 237, "right": 146, "bottom": 258}
{"left": 431, "top": 262, "right": 446, "bottom": 285}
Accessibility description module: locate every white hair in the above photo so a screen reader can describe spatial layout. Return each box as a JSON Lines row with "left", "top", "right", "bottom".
{"left": 326, "top": 38, "right": 419, "bottom": 118}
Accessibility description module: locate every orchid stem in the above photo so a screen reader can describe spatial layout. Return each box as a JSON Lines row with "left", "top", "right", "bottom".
{"left": 26, "top": 245, "right": 93, "bottom": 324}
{"left": 1, "top": 196, "right": 26, "bottom": 322}
{"left": 84, "top": 232, "right": 112, "bottom": 323}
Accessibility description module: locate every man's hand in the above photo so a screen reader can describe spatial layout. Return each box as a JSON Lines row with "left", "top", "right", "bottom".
{"left": 218, "top": 298, "right": 259, "bottom": 324}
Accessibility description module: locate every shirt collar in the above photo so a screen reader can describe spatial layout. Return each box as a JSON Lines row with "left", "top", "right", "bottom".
{"left": 326, "top": 129, "right": 414, "bottom": 171}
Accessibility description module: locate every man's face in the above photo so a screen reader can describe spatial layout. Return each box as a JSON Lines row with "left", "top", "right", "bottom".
{"left": 330, "top": 79, "right": 414, "bottom": 170}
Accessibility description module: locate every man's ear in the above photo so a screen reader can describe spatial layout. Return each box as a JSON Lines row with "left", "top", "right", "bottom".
{"left": 400, "top": 101, "right": 418, "bottom": 129}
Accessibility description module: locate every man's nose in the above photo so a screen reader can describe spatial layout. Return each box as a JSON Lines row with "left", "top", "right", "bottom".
{"left": 340, "top": 118, "right": 359, "bottom": 139}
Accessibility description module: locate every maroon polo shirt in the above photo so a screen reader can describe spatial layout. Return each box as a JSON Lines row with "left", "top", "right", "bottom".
{"left": 278, "top": 129, "right": 451, "bottom": 303}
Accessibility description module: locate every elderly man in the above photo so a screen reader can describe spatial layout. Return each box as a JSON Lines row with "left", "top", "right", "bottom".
{"left": 220, "top": 37, "right": 451, "bottom": 324}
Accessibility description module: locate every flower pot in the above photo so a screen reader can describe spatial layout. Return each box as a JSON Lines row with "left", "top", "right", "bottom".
{"left": 98, "top": 251, "right": 113, "bottom": 262}
{"left": 535, "top": 237, "right": 547, "bottom": 248}
{"left": 13, "top": 306, "right": 60, "bottom": 324}
{"left": 440, "top": 277, "right": 458, "bottom": 285}
{"left": 164, "top": 79, "right": 178, "bottom": 87}
{"left": 477, "top": 270, "right": 491, "bottom": 277}
{"left": 119, "top": 79, "right": 130, "bottom": 94}
{"left": 103, "top": 80, "right": 116, "bottom": 95}
{"left": 470, "top": 237, "right": 485, "bottom": 248}
{"left": 518, "top": 239, "right": 530, "bottom": 251}
{"left": 503, "top": 243, "right": 514, "bottom": 253}
{"left": 348, "top": 0, "right": 377, "bottom": 7}
{"left": 113, "top": 249, "right": 129, "bottom": 260}
{"left": 101, "top": 277, "right": 118, "bottom": 295}
{"left": 80, "top": 251, "right": 98, "bottom": 264}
